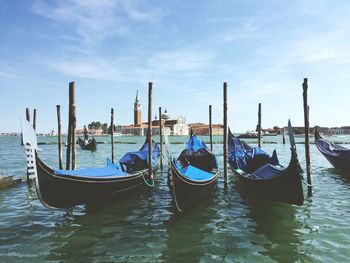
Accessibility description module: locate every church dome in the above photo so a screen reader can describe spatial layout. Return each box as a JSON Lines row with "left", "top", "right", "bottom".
{"left": 161, "top": 109, "right": 170, "bottom": 120}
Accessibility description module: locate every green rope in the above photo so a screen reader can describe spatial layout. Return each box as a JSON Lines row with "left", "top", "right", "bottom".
{"left": 142, "top": 172, "right": 155, "bottom": 188}
{"left": 218, "top": 170, "right": 229, "bottom": 183}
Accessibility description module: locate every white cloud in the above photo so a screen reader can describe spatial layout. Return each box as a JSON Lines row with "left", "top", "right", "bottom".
{"left": 32, "top": 0, "right": 166, "bottom": 49}
{"left": 148, "top": 49, "right": 215, "bottom": 72}
{"left": 120, "top": 0, "right": 167, "bottom": 22}
{"left": 51, "top": 58, "right": 120, "bottom": 80}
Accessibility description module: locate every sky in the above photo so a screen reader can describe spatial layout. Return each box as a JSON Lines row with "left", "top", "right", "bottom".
{"left": 1, "top": 0, "right": 350, "bottom": 133}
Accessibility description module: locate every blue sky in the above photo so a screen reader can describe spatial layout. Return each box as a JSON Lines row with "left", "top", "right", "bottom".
{"left": 1, "top": 0, "right": 350, "bottom": 133}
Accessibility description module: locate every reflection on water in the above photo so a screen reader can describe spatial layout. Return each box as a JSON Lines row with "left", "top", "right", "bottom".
{"left": 0, "top": 135, "right": 350, "bottom": 262}
{"left": 246, "top": 199, "right": 302, "bottom": 262}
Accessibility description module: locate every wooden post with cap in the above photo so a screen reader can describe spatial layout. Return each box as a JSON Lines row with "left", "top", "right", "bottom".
{"left": 71, "top": 86, "right": 76, "bottom": 170}
{"left": 223, "top": 82, "right": 228, "bottom": 185}
{"left": 303, "top": 78, "right": 312, "bottom": 195}
{"left": 209, "top": 105, "right": 213, "bottom": 151}
{"left": 56, "top": 105, "right": 63, "bottom": 170}
{"left": 159, "top": 106, "right": 163, "bottom": 171}
{"left": 111, "top": 108, "right": 115, "bottom": 164}
{"left": 66, "top": 82, "right": 74, "bottom": 170}
{"left": 26, "top": 108, "right": 30, "bottom": 123}
{"left": 258, "top": 103, "right": 261, "bottom": 148}
{"left": 33, "top": 109, "right": 37, "bottom": 131}
{"left": 148, "top": 82, "right": 153, "bottom": 180}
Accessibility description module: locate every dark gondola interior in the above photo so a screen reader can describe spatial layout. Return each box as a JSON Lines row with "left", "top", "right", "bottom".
{"left": 228, "top": 129, "right": 281, "bottom": 178}
{"left": 174, "top": 133, "right": 218, "bottom": 178}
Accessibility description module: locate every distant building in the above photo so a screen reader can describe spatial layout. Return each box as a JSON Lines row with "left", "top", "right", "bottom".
{"left": 88, "top": 128, "right": 103, "bottom": 136}
{"left": 122, "top": 125, "right": 144, "bottom": 136}
{"left": 158, "top": 109, "right": 188, "bottom": 135}
{"left": 134, "top": 90, "right": 142, "bottom": 126}
{"left": 122, "top": 102, "right": 189, "bottom": 136}
{"left": 189, "top": 123, "right": 224, "bottom": 135}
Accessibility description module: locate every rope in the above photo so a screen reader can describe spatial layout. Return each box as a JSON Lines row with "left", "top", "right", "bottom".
{"left": 141, "top": 171, "right": 155, "bottom": 188}
{"left": 302, "top": 180, "right": 312, "bottom": 187}
{"left": 169, "top": 165, "right": 183, "bottom": 213}
{"left": 217, "top": 170, "right": 229, "bottom": 184}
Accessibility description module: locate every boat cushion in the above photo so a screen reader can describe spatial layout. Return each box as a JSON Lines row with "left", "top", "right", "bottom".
{"left": 247, "top": 163, "right": 284, "bottom": 180}
{"left": 54, "top": 166, "right": 128, "bottom": 177}
{"left": 177, "top": 134, "right": 218, "bottom": 172}
{"left": 118, "top": 142, "right": 158, "bottom": 173}
{"left": 174, "top": 159, "right": 214, "bottom": 181}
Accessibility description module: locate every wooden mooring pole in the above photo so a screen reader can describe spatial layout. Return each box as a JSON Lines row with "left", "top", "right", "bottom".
{"left": 33, "top": 109, "right": 37, "bottom": 131}
{"left": 303, "top": 78, "right": 312, "bottom": 195}
{"left": 25, "top": 108, "right": 31, "bottom": 181}
{"left": 26, "top": 108, "right": 30, "bottom": 123}
{"left": 159, "top": 106, "right": 163, "bottom": 171}
{"left": 21, "top": 108, "right": 31, "bottom": 145}
{"left": 56, "top": 105, "right": 63, "bottom": 170}
{"left": 66, "top": 82, "right": 73, "bottom": 170}
{"left": 258, "top": 103, "right": 261, "bottom": 148}
{"left": 111, "top": 108, "right": 115, "bottom": 164}
{"left": 148, "top": 82, "right": 153, "bottom": 180}
{"left": 71, "top": 84, "right": 77, "bottom": 170}
{"left": 282, "top": 127, "right": 286, "bottom": 144}
{"left": 223, "top": 82, "right": 228, "bottom": 185}
{"left": 209, "top": 105, "right": 213, "bottom": 151}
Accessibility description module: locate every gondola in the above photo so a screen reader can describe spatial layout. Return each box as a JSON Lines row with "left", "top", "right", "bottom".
{"left": 166, "top": 130, "right": 219, "bottom": 212}
{"left": 315, "top": 128, "right": 350, "bottom": 172}
{"left": 237, "top": 132, "right": 258, "bottom": 139}
{"left": 78, "top": 137, "right": 97, "bottom": 151}
{"left": 22, "top": 120, "right": 160, "bottom": 209}
{"left": 228, "top": 120, "right": 304, "bottom": 205}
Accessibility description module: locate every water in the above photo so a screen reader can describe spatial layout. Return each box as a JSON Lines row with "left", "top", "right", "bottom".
{"left": 1, "top": 135, "right": 350, "bottom": 262}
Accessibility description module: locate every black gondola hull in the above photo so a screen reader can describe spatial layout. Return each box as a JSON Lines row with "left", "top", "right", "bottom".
{"left": 232, "top": 151, "right": 304, "bottom": 205}
{"left": 168, "top": 161, "right": 218, "bottom": 212}
{"left": 315, "top": 130, "right": 350, "bottom": 172}
{"left": 321, "top": 154, "right": 350, "bottom": 171}
{"left": 35, "top": 156, "right": 159, "bottom": 209}
{"left": 78, "top": 138, "right": 97, "bottom": 151}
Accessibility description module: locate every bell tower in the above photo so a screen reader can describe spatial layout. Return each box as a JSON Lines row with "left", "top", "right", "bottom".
{"left": 134, "top": 90, "right": 141, "bottom": 126}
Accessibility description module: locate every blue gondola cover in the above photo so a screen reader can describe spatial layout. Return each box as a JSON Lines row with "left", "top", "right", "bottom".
{"left": 228, "top": 130, "right": 280, "bottom": 176}
{"left": 54, "top": 166, "right": 127, "bottom": 177}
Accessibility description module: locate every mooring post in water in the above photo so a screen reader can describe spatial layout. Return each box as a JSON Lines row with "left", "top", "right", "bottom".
{"left": 303, "top": 78, "right": 312, "bottom": 195}
{"left": 258, "top": 103, "right": 261, "bottom": 148}
{"left": 22, "top": 108, "right": 31, "bottom": 145}
{"left": 71, "top": 85, "right": 77, "bottom": 170}
{"left": 56, "top": 105, "right": 63, "bottom": 170}
{"left": 209, "top": 105, "right": 213, "bottom": 152}
{"left": 111, "top": 108, "right": 115, "bottom": 164}
{"left": 282, "top": 127, "right": 286, "bottom": 144}
{"left": 26, "top": 108, "right": 30, "bottom": 123}
{"left": 223, "top": 82, "right": 228, "bottom": 185}
{"left": 33, "top": 109, "right": 37, "bottom": 131}
{"left": 148, "top": 82, "right": 153, "bottom": 180}
{"left": 66, "top": 82, "right": 74, "bottom": 170}
{"left": 159, "top": 106, "right": 163, "bottom": 171}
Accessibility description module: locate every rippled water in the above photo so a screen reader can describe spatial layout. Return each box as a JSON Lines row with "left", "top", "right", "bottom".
{"left": 0, "top": 135, "right": 350, "bottom": 262}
